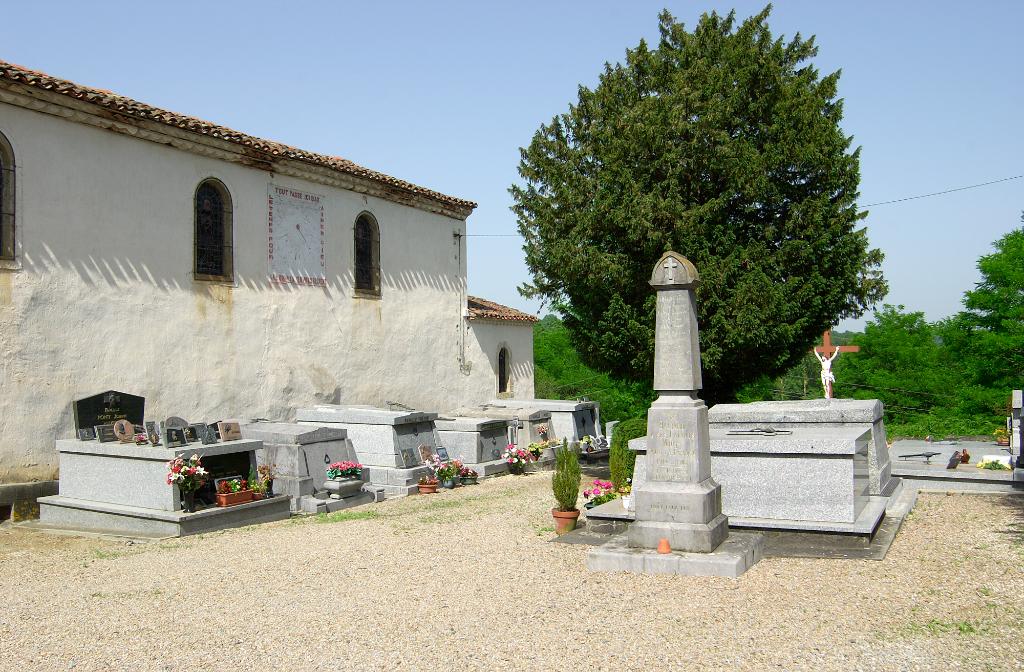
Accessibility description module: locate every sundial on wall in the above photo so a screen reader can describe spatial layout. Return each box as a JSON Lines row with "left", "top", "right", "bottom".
{"left": 268, "top": 184, "right": 326, "bottom": 287}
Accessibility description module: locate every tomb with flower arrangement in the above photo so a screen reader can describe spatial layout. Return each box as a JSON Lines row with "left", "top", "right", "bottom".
{"left": 38, "top": 393, "right": 290, "bottom": 536}
{"left": 240, "top": 421, "right": 382, "bottom": 513}
{"left": 433, "top": 413, "right": 511, "bottom": 476}
{"left": 295, "top": 404, "right": 438, "bottom": 497}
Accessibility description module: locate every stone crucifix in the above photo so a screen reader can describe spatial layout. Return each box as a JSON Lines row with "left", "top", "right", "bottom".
{"left": 813, "top": 330, "right": 860, "bottom": 399}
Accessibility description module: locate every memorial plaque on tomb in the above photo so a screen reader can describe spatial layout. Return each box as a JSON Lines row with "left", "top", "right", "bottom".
{"left": 436, "top": 447, "right": 450, "bottom": 461}
{"left": 208, "top": 421, "right": 222, "bottom": 439}
{"left": 77, "top": 427, "right": 96, "bottom": 441}
{"left": 112, "top": 419, "right": 135, "bottom": 443}
{"left": 165, "top": 416, "right": 188, "bottom": 429}
{"left": 95, "top": 424, "right": 117, "bottom": 443}
{"left": 183, "top": 425, "right": 199, "bottom": 443}
{"left": 400, "top": 446, "right": 421, "bottom": 468}
{"left": 217, "top": 421, "right": 242, "bottom": 442}
{"left": 418, "top": 444, "right": 435, "bottom": 463}
{"left": 165, "top": 427, "right": 188, "bottom": 448}
{"left": 145, "top": 421, "right": 162, "bottom": 446}
{"left": 191, "top": 423, "right": 218, "bottom": 445}
{"left": 73, "top": 390, "right": 145, "bottom": 433}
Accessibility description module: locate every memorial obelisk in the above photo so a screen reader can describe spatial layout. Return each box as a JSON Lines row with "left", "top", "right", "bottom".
{"left": 587, "top": 252, "right": 762, "bottom": 577}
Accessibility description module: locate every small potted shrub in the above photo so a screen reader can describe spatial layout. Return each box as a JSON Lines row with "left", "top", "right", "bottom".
{"left": 459, "top": 466, "right": 479, "bottom": 485}
{"left": 417, "top": 474, "right": 439, "bottom": 494}
{"left": 215, "top": 477, "right": 253, "bottom": 507}
{"left": 324, "top": 460, "right": 364, "bottom": 499}
{"left": 166, "top": 454, "right": 208, "bottom": 513}
{"left": 503, "top": 444, "right": 534, "bottom": 475}
{"left": 582, "top": 479, "right": 617, "bottom": 509}
{"left": 551, "top": 440, "right": 581, "bottom": 535}
{"left": 995, "top": 428, "right": 1010, "bottom": 447}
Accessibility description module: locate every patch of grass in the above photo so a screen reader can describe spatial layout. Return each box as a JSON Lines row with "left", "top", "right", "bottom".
{"left": 314, "top": 509, "right": 380, "bottom": 524}
{"left": 534, "top": 525, "right": 554, "bottom": 536}
{"left": 977, "top": 586, "right": 992, "bottom": 597}
{"left": 90, "top": 548, "right": 122, "bottom": 560}
{"left": 905, "top": 618, "right": 987, "bottom": 637}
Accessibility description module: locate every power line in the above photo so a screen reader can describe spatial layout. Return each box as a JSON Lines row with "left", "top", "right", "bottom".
{"left": 465, "top": 173, "right": 1024, "bottom": 237}
{"left": 861, "top": 174, "right": 1023, "bottom": 207}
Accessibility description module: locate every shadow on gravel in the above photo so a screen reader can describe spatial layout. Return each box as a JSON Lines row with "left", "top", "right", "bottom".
{"left": 989, "top": 493, "right": 1024, "bottom": 548}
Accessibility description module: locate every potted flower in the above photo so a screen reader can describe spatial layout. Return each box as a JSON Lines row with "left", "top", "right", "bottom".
{"left": 258, "top": 463, "right": 276, "bottom": 497}
{"left": 536, "top": 423, "right": 549, "bottom": 440}
{"left": 619, "top": 480, "right": 633, "bottom": 511}
{"left": 417, "top": 474, "right": 439, "bottom": 494}
{"left": 215, "top": 477, "right": 253, "bottom": 507}
{"left": 502, "top": 444, "right": 534, "bottom": 475}
{"left": 324, "top": 460, "right": 364, "bottom": 499}
{"left": 166, "top": 454, "right": 208, "bottom": 513}
{"left": 977, "top": 457, "right": 1012, "bottom": 471}
{"left": 248, "top": 468, "right": 265, "bottom": 500}
{"left": 582, "top": 479, "right": 617, "bottom": 509}
{"left": 433, "top": 457, "right": 462, "bottom": 489}
{"left": 551, "top": 440, "right": 581, "bottom": 535}
{"left": 459, "top": 466, "right": 479, "bottom": 485}
{"left": 995, "top": 428, "right": 1010, "bottom": 447}
{"left": 580, "top": 435, "right": 595, "bottom": 453}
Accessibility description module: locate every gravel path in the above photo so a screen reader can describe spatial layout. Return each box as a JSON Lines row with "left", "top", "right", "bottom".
{"left": 1, "top": 476, "right": 1023, "bottom": 671}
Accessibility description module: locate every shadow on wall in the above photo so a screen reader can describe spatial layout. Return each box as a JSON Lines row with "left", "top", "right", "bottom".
{"left": 20, "top": 243, "right": 464, "bottom": 298}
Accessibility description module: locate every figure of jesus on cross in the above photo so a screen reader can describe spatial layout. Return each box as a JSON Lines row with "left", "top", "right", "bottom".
{"left": 813, "top": 330, "right": 859, "bottom": 399}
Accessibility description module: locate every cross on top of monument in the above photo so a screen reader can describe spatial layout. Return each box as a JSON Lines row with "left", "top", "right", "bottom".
{"left": 663, "top": 257, "right": 679, "bottom": 282}
{"left": 814, "top": 330, "right": 860, "bottom": 356}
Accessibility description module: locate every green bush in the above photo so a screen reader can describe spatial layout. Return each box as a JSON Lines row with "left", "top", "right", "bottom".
{"left": 609, "top": 417, "right": 647, "bottom": 490}
{"left": 552, "top": 439, "right": 581, "bottom": 511}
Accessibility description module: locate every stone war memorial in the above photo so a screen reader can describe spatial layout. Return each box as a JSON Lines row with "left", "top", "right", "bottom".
{"left": 587, "top": 252, "right": 764, "bottom": 577}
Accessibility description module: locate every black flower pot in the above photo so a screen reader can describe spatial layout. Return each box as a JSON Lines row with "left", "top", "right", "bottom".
{"left": 182, "top": 490, "right": 196, "bottom": 513}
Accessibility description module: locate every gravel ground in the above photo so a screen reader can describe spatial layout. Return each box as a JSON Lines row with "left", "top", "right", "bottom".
{"left": 1, "top": 476, "right": 1023, "bottom": 671}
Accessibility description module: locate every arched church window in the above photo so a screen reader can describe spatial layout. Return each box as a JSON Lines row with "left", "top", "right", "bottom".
{"left": 354, "top": 212, "right": 380, "bottom": 295}
{"left": 0, "top": 131, "right": 14, "bottom": 260}
{"left": 498, "top": 346, "right": 510, "bottom": 394}
{"left": 194, "top": 179, "right": 233, "bottom": 280}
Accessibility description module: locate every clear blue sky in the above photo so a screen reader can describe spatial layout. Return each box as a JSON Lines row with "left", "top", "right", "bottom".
{"left": 4, "top": 1, "right": 1021, "bottom": 330}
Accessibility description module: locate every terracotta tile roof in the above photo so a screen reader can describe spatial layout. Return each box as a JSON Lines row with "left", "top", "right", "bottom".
{"left": 467, "top": 295, "right": 538, "bottom": 323}
{"left": 0, "top": 60, "right": 476, "bottom": 215}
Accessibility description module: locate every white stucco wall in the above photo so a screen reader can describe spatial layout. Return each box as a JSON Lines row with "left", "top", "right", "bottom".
{"left": 465, "top": 319, "right": 535, "bottom": 402}
{"left": 0, "top": 99, "right": 522, "bottom": 483}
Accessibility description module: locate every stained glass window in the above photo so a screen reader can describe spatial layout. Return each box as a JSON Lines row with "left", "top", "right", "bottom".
{"left": 194, "top": 179, "right": 232, "bottom": 279}
{"left": 0, "top": 131, "right": 14, "bottom": 260}
{"left": 354, "top": 213, "right": 380, "bottom": 294}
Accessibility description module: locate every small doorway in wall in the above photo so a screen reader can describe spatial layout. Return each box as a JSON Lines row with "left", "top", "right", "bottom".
{"left": 498, "top": 346, "right": 510, "bottom": 395}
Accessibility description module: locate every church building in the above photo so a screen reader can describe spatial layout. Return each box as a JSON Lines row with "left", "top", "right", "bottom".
{"left": 0, "top": 60, "right": 535, "bottom": 499}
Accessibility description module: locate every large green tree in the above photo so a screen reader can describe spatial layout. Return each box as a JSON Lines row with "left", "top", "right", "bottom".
{"left": 510, "top": 7, "right": 886, "bottom": 402}
{"left": 941, "top": 217, "right": 1024, "bottom": 395}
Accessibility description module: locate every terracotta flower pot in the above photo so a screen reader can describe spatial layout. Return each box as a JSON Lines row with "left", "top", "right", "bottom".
{"left": 216, "top": 490, "right": 254, "bottom": 507}
{"left": 418, "top": 482, "right": 439, "bottom": 494}
{"left": 551, "top": 508, "right": 580, "bottom": 535}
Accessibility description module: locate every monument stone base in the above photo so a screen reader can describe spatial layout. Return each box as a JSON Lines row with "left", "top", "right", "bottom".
{"left": 588, "top": 530, "right": 763, "bottom": 578}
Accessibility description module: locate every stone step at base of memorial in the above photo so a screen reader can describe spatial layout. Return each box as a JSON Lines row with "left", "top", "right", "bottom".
{"left": 586, "top": 531, "right": 763, "bottom": 578}
{"left": 463, "top": 459, "right": 509, "bottom": 477}
{"left": 298, "top": 490, "right": 380, "bottom": 514}
{"left": 37, "top": 494, "right": 291, "bottom": 538}
{"left": 584, "top": 495, "right": 891, "bottom": 537}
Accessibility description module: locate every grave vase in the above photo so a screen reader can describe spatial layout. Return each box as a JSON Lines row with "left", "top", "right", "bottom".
{"left": 441, "top": 478, "right": 458, "bottom": 489}
{"left": 181, "top": 490, "right": 196, "bottom": 513}
{"left": 508, "top": 461, "right": 525, "bottom": 475}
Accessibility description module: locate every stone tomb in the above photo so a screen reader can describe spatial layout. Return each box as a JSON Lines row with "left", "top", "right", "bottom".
{"left": 455, "top": 404, "right": 552, "bottom": 445}
{"left": 295, "top": 405, "right": 436, "bottom": 497}
{"left": 1012, "top": 390, "right": 1021, "bottom": 462}
{"left": 241, "top": 422, "right": 380, "bottom": 513}
{"left": 38, "top": 439, "right": 290, "bottom": 537}
{"left": 708, "top": 398, "right": 898, "bottom": 497}
{"left": 433, "top": 415, "right": 510, "bottom": 476}
{"left": 488, "top": 398, "right": 600, "bottom": 445}
{"left": 587, "top": 252, "right": 762, "bottom": 578}
{"left": 619, "top": 423, "right": 885, "bottom": 534}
